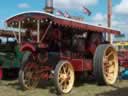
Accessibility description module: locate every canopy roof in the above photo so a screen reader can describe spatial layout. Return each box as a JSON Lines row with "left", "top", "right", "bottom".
{"left": 6, "top": 11, "right": 120, "bottom": 35}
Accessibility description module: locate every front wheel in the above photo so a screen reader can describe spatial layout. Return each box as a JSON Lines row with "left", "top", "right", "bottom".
{"left": 19, "top": 51, "right": 40, "bottom": 90}
{"left": 93, "top": 44, "right": 119, "bottom": 85}
{"left": 54, "top": 60, "right": 75, "bottom": 94}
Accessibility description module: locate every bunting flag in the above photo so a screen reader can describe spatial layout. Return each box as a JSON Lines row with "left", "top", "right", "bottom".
{"left": 64, "top": 11, "right": 71, "bottom": 18}
{"left": 56, "top": 10, "right": 64, "bottom": 16}
{"left": 83, "top": 6, "right": 91, "bottom": 16}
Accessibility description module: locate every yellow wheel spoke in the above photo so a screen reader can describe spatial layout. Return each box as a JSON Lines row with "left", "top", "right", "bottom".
{"left": 107, "top": 74, "right": 114, "bottom": 80}
{"left": 106, "top": 51, "right": 113, "bottom": 57}
{"left": 103, "top": 56, "right": 109, "bottom": 64}
{"left": 59, "top": 79, "right": 65, "bottom": 85}
{"left": 62, "top": 66, "right": 66, "bottom": 73}
{"left": 64, "top": 81, "right": 68, "bottom": 89}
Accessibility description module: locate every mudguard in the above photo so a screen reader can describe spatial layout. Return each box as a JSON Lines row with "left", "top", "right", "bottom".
{"left": 20, "top": 43, "right": 36, "bottom": 53}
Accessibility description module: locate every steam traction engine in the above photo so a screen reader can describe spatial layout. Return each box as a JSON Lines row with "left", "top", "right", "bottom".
{"left": 0, "top": 30, "right": 24, "bottom": 79}
{"left": 6, "top": 11, "right": 120, "bottom": 94}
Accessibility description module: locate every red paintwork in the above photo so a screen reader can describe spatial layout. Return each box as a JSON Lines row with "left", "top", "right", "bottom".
{"left": 39, "top": 43, "right": 48, "bottom": 48}
{"left": 87, "top": 43, "right": 97, "bottom": 55}
{"left": 39, "top": 66, "right": 53, "bottom": 72}
{"left": 61, "top": 54, "right": 93, "bottom": 72}
{"left": 20, "top": 43, "right": 36, "bottom": 52}
{"left": 118, "top": 50, "right": 128, "bottom": 68}
{"left": 71, "top": 59, "right": 84, "bottom": 71}
{"left": 41, "top": 72, "right": 49, "bottom": 80}
{"left": 47, "top": 28, "right": 61, "bottom": 41}
{"left": 70, "top": 59, "right": 92, "bottom": 71}
{"left": 6, "top": 13, "right": 47, "bottom": 25}
{"left": 83, "top": 59, "right": 93, "bottom": 71}
{"left": 53, "top": 18, "right": 119, "bottom": 34}
{"left": 0, "top": 67, "right": 3, "bottom": 79}
{"left": 38, "top": 66, "right": 53, "bottom": 80}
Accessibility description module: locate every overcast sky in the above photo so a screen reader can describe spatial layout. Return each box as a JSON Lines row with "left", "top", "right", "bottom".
{"left": 0, "top": 0, "right": 128, "bottom": 39}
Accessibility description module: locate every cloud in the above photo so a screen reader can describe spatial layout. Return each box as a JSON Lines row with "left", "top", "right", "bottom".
{"left": 92, "top": 13, "right": 106, "bottom": 22}
{"left": 112, "top": 20, "right": 120, "bottom": 27}
{"left": 89, "top": 12, "right": 126, "bottom": 32}
{"left": 114, "top": 0, "right": 128, "bottom": 15}
{"left": 54, "top": 0, "right": 98, "bottom": 9}
{"left": 89, "top": 13, "right": 127, "bottom": 40}
{"left": 90, "top": 12, "right": 124, "bottom": 28}
{"left": 92, "top": 13, "right": 116, "bottom": 22}
{"left": 112, "top": 20, "right": 127, "bottom": 32}
{"left": 17, "top": 3, "right": 30, "bottom": 9}
{"left": 90, "top": 13, "right": 107, "bottom": 26}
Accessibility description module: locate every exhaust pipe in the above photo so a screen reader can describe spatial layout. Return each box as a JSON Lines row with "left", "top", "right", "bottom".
{"left": 44, "top": 0, "right": 54, "bottom": 13}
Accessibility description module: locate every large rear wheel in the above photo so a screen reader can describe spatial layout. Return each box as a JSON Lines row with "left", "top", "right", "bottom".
{"left": 54, "top": 60, "right": 75, "bottom": 94}
{"left": 19, "top": 52, "right": 40, "bottom": 90}
{"left": 93, "top": 44, "right": 118, "bottom": 85}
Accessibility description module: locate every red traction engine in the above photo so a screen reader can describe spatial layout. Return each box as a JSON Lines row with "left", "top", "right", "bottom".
{"left": 6, "top": 11, "right": 120, "bottom": 94}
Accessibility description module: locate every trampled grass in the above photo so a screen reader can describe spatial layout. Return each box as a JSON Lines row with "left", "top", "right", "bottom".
{"left": 0, "top": 79, "right": 128, "bottom": 96}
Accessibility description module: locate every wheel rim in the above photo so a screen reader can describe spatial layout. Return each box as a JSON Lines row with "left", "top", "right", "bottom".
{"left": 103, "top": 47, "right": 118, "bottom": 84}
{"left": 0, "top": 67, "right": 3, "bottom": 79}
{"left": 57, "top": 62, "right": 74, "bottom": 93}
{"left": 23, "top": 63, "right": 40, "bottom": 89}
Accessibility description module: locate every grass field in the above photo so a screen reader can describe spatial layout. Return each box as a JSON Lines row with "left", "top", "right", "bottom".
{"left": 0, "top": 79, "right": 128, "bottom": 96}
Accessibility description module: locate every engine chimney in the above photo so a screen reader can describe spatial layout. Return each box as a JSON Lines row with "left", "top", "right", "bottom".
{"left": 44, "top": 0, "right": 54, "bottom": 13}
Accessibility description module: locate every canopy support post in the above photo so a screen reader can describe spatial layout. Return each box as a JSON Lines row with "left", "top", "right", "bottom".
{"left": 18, "top": 21, "right": 21, "bottom": 44}
{"left": 37, "top": 20, "right": 40, "bottom": 43}
{"left": 40, "top": 21, "right": 52, "bottom": 42}
{"left": 10, "top": 24, "right": 19, "bottom": 43}
{"left": 12, "top": 29, "right": 18, "bottom": 43}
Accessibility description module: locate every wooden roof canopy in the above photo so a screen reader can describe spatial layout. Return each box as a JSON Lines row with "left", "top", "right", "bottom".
{"left": 6, "top": 11, "right": 120, "bottom": 35}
